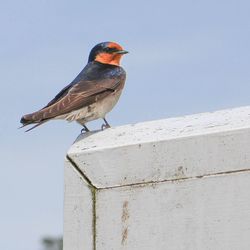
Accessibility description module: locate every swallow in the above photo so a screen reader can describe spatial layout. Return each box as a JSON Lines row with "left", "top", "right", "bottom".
{"left": 20, "top": 42, "right": 128, "bottom": 132}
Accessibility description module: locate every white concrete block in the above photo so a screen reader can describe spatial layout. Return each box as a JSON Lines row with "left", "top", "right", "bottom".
{"left": 67, "top": 106, "right": 250, "bottom": 188}
{"left": 96, "top": 171, "right": 250, "bottom": 250}
{"left": 64, "top": 106, "right": 250, "bottom": 250}
{"left": 64, "top": 159, "right": 94, "bottom": 250}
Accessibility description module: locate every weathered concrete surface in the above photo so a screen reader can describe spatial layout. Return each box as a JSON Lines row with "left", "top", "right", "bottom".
{"left": 64, "top": 159, "right": 93, "bottom": 250}
{"left": 64, "top": 106, "right": 250, "bottom": 250}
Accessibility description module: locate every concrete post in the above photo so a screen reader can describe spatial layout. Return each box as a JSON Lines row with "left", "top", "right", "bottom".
{"left": 64, "top": 106, "right": 250, "bottom": 250}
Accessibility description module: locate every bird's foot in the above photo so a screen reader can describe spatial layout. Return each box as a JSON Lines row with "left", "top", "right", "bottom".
{"left": 101, "top": 118, "right": 111, "bottom": 130}
{"left": 101, "top": 123, "right": 111, "bottom": 130}
{"left": 81, "top": 125, "right": 90, "bottom": 134}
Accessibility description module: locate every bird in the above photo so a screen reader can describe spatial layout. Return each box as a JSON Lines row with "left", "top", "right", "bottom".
{"left": 20, "top": 41, "right": 128, "bottom": 132}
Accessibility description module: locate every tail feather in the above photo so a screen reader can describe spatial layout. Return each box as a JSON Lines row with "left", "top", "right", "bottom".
{"left": 20, "top": 112, "right": 48, "bottom": 132}
{"left": 20, "top": 115, "right": 32, "bottom": 125}
{"left": 23, "top": 121, "right": 48, "bottom": 132}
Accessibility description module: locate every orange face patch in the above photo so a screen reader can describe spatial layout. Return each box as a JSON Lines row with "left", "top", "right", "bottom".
{"left": 108, "top": 42, "right": 123, "bottom": 51}
{"left": 95, "top": 52, "right": 123, "bottom": 66}
{"left": 94, "top": 42, "right": 126, "bottom": 66}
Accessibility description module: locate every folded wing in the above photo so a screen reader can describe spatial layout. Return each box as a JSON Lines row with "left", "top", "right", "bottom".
{"left": 20, "top": 76, "right": 125, "bottom": 130}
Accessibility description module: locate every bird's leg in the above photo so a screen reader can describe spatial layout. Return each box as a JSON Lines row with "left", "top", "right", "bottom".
{"left": 81, "top": 124, "right": 90, "bottom": 133}
{"left": 101, "top": 117, "right": 111, "bottom": 130}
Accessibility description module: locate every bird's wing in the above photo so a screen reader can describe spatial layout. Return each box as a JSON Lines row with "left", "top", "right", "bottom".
{"left": 28, "top": 76, "right": 125, "bottom": 122}
{"left": 41, "top": 83, "right": 74, "bottom": 109}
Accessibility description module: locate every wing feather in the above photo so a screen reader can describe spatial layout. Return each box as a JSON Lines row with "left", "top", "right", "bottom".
{"left": 28, "top": 76, "right": 125, "bottom": 122}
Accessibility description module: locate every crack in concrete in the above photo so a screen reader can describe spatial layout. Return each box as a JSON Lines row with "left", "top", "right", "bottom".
{"left": 68, "top": 161, "right": 250, "bottom": 190}
{"left": 66, "top": 155, "right": 94, "bottom": 188}
{"left": 99, "top": 168, "right": 250, "bottom": 190}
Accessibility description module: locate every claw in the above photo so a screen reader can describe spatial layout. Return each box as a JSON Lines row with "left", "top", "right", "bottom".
{"left": 101, "top": 118, "right": 111, "bottom": 130}
{"left": 101, "top": 124, "right": 110, "bottom": 130}
{"left": 81, "top": 124, "right": 90, "bottom": 133}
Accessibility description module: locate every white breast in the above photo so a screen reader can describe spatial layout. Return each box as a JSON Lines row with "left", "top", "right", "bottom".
{"left": 57, "top": 89, "right": 123, "bottom": 124}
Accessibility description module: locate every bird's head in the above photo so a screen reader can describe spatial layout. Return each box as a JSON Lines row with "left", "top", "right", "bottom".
{"left": 88, "top": 42, "right": 128, "bottom": 66}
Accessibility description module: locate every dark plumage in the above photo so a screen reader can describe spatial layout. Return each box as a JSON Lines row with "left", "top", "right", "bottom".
{"left": 20, "top": 42, "right": 128, "bottom": 132}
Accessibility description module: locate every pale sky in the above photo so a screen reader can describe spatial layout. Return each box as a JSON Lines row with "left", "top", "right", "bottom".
{"left": 1, "top": 0, "right": 250, "bottom": 249}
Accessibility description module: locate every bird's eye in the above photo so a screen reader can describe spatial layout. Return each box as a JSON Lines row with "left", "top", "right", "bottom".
{"left": 105, "top": 47, "right": 117, "bottom": 53}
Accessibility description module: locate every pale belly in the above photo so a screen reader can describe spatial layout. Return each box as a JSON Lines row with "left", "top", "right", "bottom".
{"left": 56, "top": 89, "right": 123, "bottom": 124}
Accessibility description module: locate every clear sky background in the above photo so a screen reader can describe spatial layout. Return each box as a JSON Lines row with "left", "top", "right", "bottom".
{"left": 1, "top": 0, "right": 250, "bottom": 249}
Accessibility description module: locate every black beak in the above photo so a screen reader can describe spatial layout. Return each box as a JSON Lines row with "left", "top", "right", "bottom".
{"left": 115, "top": 50, "right": 129, "bottom": 55}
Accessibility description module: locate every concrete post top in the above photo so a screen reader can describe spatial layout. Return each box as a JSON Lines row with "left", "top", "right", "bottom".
{"left": 67, "top": 106, "right": 250, "bottom": 189}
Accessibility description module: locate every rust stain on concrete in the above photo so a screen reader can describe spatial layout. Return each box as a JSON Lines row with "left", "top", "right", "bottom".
{"left": 121, "top": 201, "right": 129, "bottom": 245}
{"left": 121, "top": 228, "right": 128, "bottom": 245}
{"left": 122, "top": 201, "right": 129, "bottom": 222}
